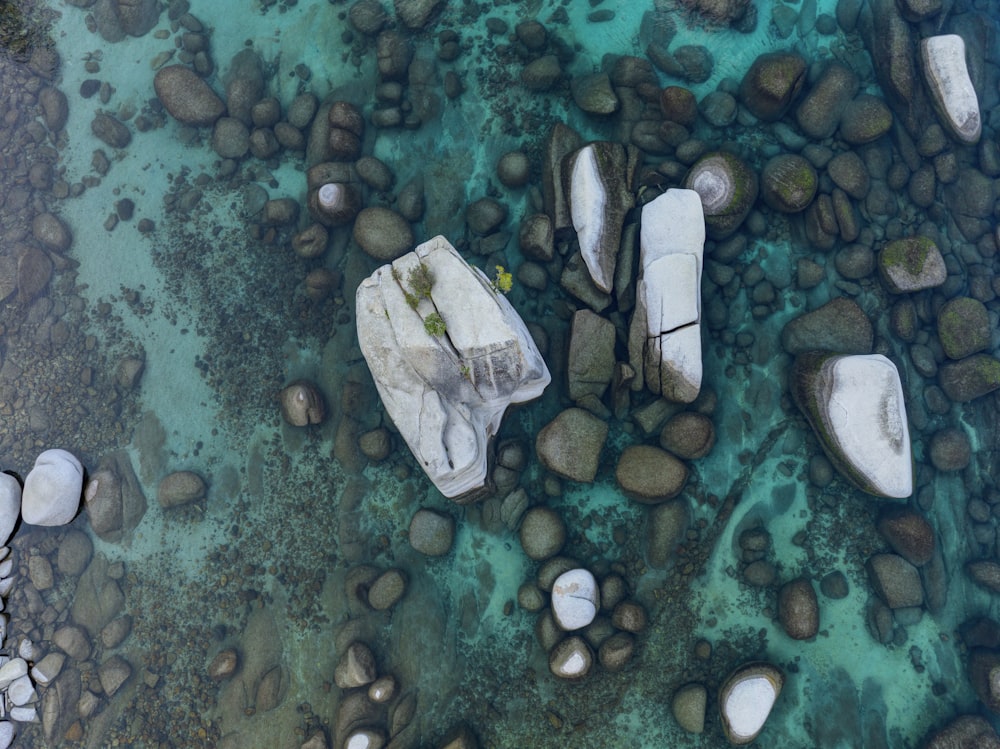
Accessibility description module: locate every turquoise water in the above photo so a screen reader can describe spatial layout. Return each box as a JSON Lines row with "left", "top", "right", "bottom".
{"left": 0, "top": 0, "right": 998, "bottom": 746}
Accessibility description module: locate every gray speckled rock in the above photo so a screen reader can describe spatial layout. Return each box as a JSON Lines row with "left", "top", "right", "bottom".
{"left": 408, "top": 508, "right": 454, "bottom": 556}
{"left": 353, "top": 207, "right": 414, "bottom": 261}
{"left": 683, "top": 151, "right": 757, "bottom": 240}
{"left": 867, "top": 553, "right": 923, "bottom": 607}
{"left": 781, "top": 297, "right": 873, "bottom": 355}
{"left": 536, "top": 408, "right": 608, "bottom": 483}
{"left": 154, "top": 65, "right": 226, "bottom": 127}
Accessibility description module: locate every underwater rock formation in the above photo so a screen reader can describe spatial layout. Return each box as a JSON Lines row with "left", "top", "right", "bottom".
{"left": 791, "top": 353, "right": 913, "bottom": 499}
{"left": 356, "top": 236, "right": 550, "bottom": 499}
{"left": 630, "top": 188, "right": 706, "bottom": 403}
{"left": 920, "top": 35, "right": 981, "bottom": 145}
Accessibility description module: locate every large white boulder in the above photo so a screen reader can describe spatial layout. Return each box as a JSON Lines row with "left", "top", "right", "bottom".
{"left": 565, "top": 142, "right": 634, "bottom": 293}
{"left": 719, "top": 662, "right": 784, "bottom": 745}
{"left": 0, "top": 474, "right": 20, "bottom": 545}
{"left": 920, "top": 35, "right": 981, "bottom": 145}
{"left": 791, "top": 353, "right": 913, "bottom": 499}
{"left": 551, "top": 568, "right": 599, "bottom": 630}
{"left": 21, "top": 449, "right": 83, "bottom": 526}
{"left": 629, "top": 189, "right": 706, "bottom": 403}
{"left": 356, "top": 236, "right": 550, "bottom": 499}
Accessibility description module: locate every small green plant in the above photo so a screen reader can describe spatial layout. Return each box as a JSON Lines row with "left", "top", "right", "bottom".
{"left": 492, "top": 265, "right": 513, "bottom": 294}
{"left": 407, "top": 263, "right": 435, "bottom": 298}
{"left": 424, "top": 312, "right": 447, "bottom": 337}
{"left": 459, "top": 363, "right": 471, "bottom": 380}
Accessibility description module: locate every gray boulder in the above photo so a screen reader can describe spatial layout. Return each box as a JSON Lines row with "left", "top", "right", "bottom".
{"left": 866, "top": 553, "right": 923, "bottom": 608}
{"left": 780, "top": 297, "right": 873, "bottom": 355}
{"left": 877, "top": 236, "right": 946, "bottom": 293}
{"left": 683, "top": 151, "right": 757, "bottom": 240}
{"left": 920, "top": 35, "right": 981, "bottom": 145}
{"left": 567, "top": 310, "right": 616, "bottom": 401}
{"left": 356, "top": 236, "right": 550, "bottom": 498}
{"left": 738, "top": 51, "right": 807, "bottom": 122}
{"left": 536, "top": 408, "right": 608, "bottom": 483}
{"left": 937, "top": 297, "right": 989, "bottom": 360}
{"left": 154, "top": 65, "right": 226, "bottom": 127}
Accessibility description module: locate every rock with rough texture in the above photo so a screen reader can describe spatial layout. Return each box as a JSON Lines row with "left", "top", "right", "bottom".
{"left": 738, "top": 51, "right": 807, "bottom": 122}
{"left": 157, "top": 471, "right": 207, "bottom": 511}
{"left": 408, "top": 508, "right": 454, "bottom": 556}
{"left": 551, "top": 569, "right": 599, "bottom": 630}
{"left": 718, "top": 662, "right": 784, "bottom": 745}
{"left": 631, "top": 189, "right": 705, "bottom": 402}
{"left": 22, "top": 449, "right": 83, "bottom": 526}
{"left": 923, "top": 715, "right": 1000, "bottom": 749}
{"left": 571, "top": 73, "right": 620, "bottom": 115}
{"left": 564, "top": 142, "right": 633, "bottom": 293}
{"left": 154, "top": 65, "right": 226, "bottom": 127}
{"left": 278, "top": 381, "right": 326, "bottom": 426}
{"left": 660, "top": 412, "right": 715, "bottom": 459}
{"left": 536, "top": 408, "right": 608, "bottom": 483}
{"left": 778, "top": 578, "right": 819, "bottom": 640}
{"left": 334, "top": 642, "right": 377, "bottom": 689}
{"left": 0, "top": 474, "right": 20, "bottom": 545}
{"left": 616, "top": 445, "right": 688, "bottom": 503}
{"left": 98, "top": 655, "right": 131, "bottom": 697}
{"left": 791, "top": 353, "right": 912, "bottom": 499}
{"left": 781, "top": 297, "right": 873, "bottom": 355}
{"left": 519, "top": 507, "right": 566, "bottom": 561}
{"left": 939, "top": 355, "right": 1000, "bottom": 402}
{"left": 672, "top": 682, "right": 708, "bottom": 733}
{"left": 357, "top": 237, "right": 549, "bottom": 498}
{"left": 353, "top": 207, "right": 414, "bottom": 261}
{"left": 920, "top": 35, "right": 981, "bottom": 145}
{"left": 867, "top": 553, "right": 923, "bottom": 608}
{"left": 761, "top": 154, "right": 817, "bottom": 213}
{"left": 394, "top": 0, "right": 446, "bottom": 29}
{"left": 877, "top": 507, "right": 935, "bottom": 566}
{"left": 683, "top": 152, "right": 757, "bottom": 239}
{"left": 567, "top": 310, "right": 616, "bottom": 401}
{"left": 548, "top": 636, "right": 592, "bottom": 679}
{"left": 937, "top": 297, "right": 990, "bottom": 360}
{"left": 878, "top": 236, "right": 946, "bottom": 293}
{"left": 839, "top": 94, "right": 894, "bottom": 144}
{"left": 646, "top": 499, "right": 689, "bottom": 569}
{"left": 795, "top": 62, "right": 858, "bottom": 139}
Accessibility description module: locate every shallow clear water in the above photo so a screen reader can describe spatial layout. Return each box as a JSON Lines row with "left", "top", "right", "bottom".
{"left": 0, "top": 0, "right": 998, "bottom": 747}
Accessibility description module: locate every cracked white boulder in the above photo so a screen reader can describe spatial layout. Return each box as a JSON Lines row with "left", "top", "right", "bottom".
{"left": 629, "top": 189, "right": 705, "bottom": 403}
{"left": 791, "top": 353, "right": 913, "bottom": 499}
{"left": 565, "top": 142, "right": 634, "bottom": 293}
{"left": 920, "top": 35, "right": 981, "bottom": 145}
{"left": 356, "top": 236, "right": 550, "bottom": 500}
{"left": 551, "top": 568, "right": 599, "bottom": 630}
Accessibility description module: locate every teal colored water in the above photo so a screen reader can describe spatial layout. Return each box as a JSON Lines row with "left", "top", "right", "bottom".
{"left": 0, "top": 0, "right": 998, "bottom": 747}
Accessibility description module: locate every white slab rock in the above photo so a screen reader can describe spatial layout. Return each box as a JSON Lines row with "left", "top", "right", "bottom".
{"left": 631, "top": 189, "right": 706, "bottom": 403}
{"left": 792, "top": 353, "right": 913, "bottom": 498}
{"left": 356, "top": 236, "right": 551, "bottom": 499}
{"left": 921, "top": 35, "right": 981, "bottom": 145}
{"left": 551, "top": 569, "right": 599, "bottom": 630}
{"left": 719, "top": 662, "right": 784, "bottom": 745}
{"left": 566, "top": 142, "right": 633, "bottom": 293}
{"left": 21, "top": 449, "right": 83, "bottom": 526}
{"left": 0, "top": 659, "right": 26, "bottom": 691}
{"left": 0, "top": 476, "right": 19, "bottom": 547}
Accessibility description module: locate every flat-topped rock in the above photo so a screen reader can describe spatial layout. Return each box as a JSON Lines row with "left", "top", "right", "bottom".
{"left": 719, "top": 662, "right": 784, "bottom": 745}
{"left": 631, "top": 189, "right": 705, "bottom": 403}
{"left": 921, "top": 35, "right": 981, "bottom": 145}
{"left": 536, "top": 408, "right": 608, "bottom": 483}
{"left": 356, "top": 236, "right": 550, "bottom": 499}
{"left": 791, "top": 353, "right": 913, "bottom": 499}
{"left": 878, "top": 236, "right": 946, "bottom": 293}
{"left": 781, "top": 297, "right": 873, "bottom": 355}
{"left": 564, "top": 142, "right": 634, "bottom": 293}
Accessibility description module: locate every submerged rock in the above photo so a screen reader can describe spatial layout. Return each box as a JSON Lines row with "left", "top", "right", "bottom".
{"left": 564, "top": 142, "right": 634, "bottom": 293}
{"left": 738, "top": 51, "right": 807, "bottom": 122}
{"left": 683, "top": 151, "right": 757, "bottom": 239}
{"left": 781, "top": 297, "right": 873, "bottom": 355}
{"left": 923, "top": 715, "right": 1000, "bottom": 749}
{"left": 631, "top": 189, "right": 706, "bottom": 402}
{"left": 791, "top": 353, "right": 912, "bottom": 499}
{"left": 549, "top": 636, "right": 593, "bottom": 679}
{"left": 718, "top": 662, "right": 784, "bottom": 745}
{"left": 356, "top": 236, "right": 550, "bottom": 499}
{"left": 154, "top": 65, "right": 226, "bottom": 127}
{"left": 877, "top": 236, "right": 946, "bottom": 293}
{"left": 920, "top": 35, "right": 981, "bottom": 145}
{"left": 536, "top": 408, "right": 608, "bottom": 483}
{"left": 672, "top": 682, "right": 708, "bottom": 733}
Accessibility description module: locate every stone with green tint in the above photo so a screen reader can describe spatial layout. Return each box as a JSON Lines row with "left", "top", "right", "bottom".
{"left": 878, "top": 236, "right": 946, "bottom": 293}
{"left": 937, "top": 296, "right": 990, "bottom": 359}
{"left": 761, "top": 154, "right": 817, "bottom": 213}
{"left": 939, "top": 354, "right": 1000, "bottom": 402}
{"left": 738, "top": 51, "right": 807, "bottom": 122}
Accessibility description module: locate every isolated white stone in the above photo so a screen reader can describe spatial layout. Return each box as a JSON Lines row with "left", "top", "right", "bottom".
{"left": 21, "top": 449, "right": 83, "bottom": 526}
{"left": 551, "top": 569, "right": 599, "bottom": 630}
{"left": 0, "top": 475, "right": 20, "bottom": 546}
{"left": 356, "top": 236, "right": 550, "bottom": 498}
{"left": 632, "top": 189, "right": 706, "bottom": 403}
{"left": 719, "top": 662, "right": 784, "bottom": 744}
{"left": 921, "top": 35, "right": 981, "bottom": 145}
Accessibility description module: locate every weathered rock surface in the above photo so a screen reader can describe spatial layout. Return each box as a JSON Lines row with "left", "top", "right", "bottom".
{"left": 939, "top": 354, "right": 1000, "bottom": 402}
{"left": 778, "top": 578, "right": 819, "bottom": 640}
{"left": 535, "top": 408, "right": 608, "bottom": 483}
{"left": 356, "top": 236, "right": 550, "bottom": 498}
{"left": 158, "top": 470, "right": 206, "bottom": 508}
{"left": 548, "top": 636, "right": 592, "bottom": 679}
{"left": 718, "top": 662, "right": 783, "bottom": 745}
{"left": 22, "top": 449, "right": 83, "bottom": 526}
{"left": 0, "top": 474, "right": 20, "bottom": 545}
{"left": 672, "top": 682, "right": 708, "bottom": 733}
{"left": 564, "top": 142, "right": 634, "bottom": 293}
{"left": 683, "top": 151, "right": 757, "bottom": 239}
{"left": 937, "top": 297, "right": 990, "bottom": 360}
{"left": 567, "top": 309, "right": 616, "bottom": 401}
{"left": 923, "top": 715, "right": 1000, "bottom": 749}
{"left": 867, "top": 553, "right": 923, "bottom": 607}
{"left": 791, "top": 353, "right": 912, "bottom": 498}
{"left": 630, "top": 189, "right": 705, "bottom": 402}
{"left": 551, "top": 569, "right": 599, "bottom": 630}
{"left": 519, "top": 507, "right": 566, "bottom": 561}
{"left": 408, "top": 508, "right": 454, "bottom": 556}
{"left": 615, "top": 445, "right": 688, "bottom": 502}
{"left": 781, "top": 297, "right": 873, "bottom": 355}
{"left": 878, "top": 236, "right": 946, "bottom": 293}
{"left": 738, "top": 51, "right": 807, "bottom": 122}
{"left": 154, "top": 65, "right": 226, "bottom": 127}
{"left": 921, "top": 35, "right": 981, "bottom": 145}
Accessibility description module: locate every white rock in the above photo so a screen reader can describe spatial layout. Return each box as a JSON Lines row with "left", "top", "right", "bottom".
{"left": 631, "top": 189, "right": 706, "bottom": 403}
{"left": 0, "top": 560, "right": 10, "bottom": 579}
{"left": 0, "top": 579, "right": 11, "bottom": 597}
{"left": 344, "top": 729, "right": 385, "bottom": 749}
{"left": 356, "top": 236, "right": 551, "bottom": 498}
{"left": 6, "top": 707, "right": 34, "bottom": 723}
{"left": 550, "top": 569, "right": 599, "bottom": 630}
{"left": 0, "top": 476, "right": 19, "bottom": 547}
{"left": 7, "top": 675, "right": 35, "bottom": 707}
{"left": 566, "top": 142, "right": 633, "bottom": 293}
{"left": 30, "top": 653, "right": 65, "bottom": 687}
{"left": 0, "top": 659, "right": 26, "bottom": 691}
{"left": 16, "top": 640, "right": 33, "bottom": 662}
{"left": 792, "top": 353, "right": 913, "bottom": 498}
{"left": 719, "top": 662, "right": 784, "bottom": 744}
{"left": 21, "top": 449, "right": 83, "bottom": 526}
{"left": 920, "top": 35, "right": 981, "bottom": 145}
{"left": 0, "top": 721, "right": 13, "bottom": 747}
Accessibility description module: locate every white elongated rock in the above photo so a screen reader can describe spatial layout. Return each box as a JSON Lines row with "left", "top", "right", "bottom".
{"left": 565, "top": 142, "right": 634, "bottom": 293}
{"left": 631, "top": 189, "right": 706, "bottom": 402}
{"left": 356, "top": 236, "right": 550, "bottom": 499}
{"left": 792, "top": 353, "right": 913, "bottom": 498}
{"left": 551, "top": 569, "right": 599, "bottom": 630}
{"left": 0, "top": 659, "right": 27, "bottom": 691}
{"left": 920, "top": 35, "right": 981, "bottom": 145}
{"left": 0, "top": 475, "right": 19, "bottom": 546}
{"left": 719, "top": 662, "right": 784, "bottom": 744}
{"left": 21, "top": 449, "right": 83, "bottom": 526}
{"left": 0, "top": 721, "right": 13, "bottom": 748}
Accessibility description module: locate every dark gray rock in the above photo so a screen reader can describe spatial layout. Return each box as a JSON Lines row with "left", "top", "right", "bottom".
{"left": 780, "top": 297, "right": 873, "bottom": 354}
